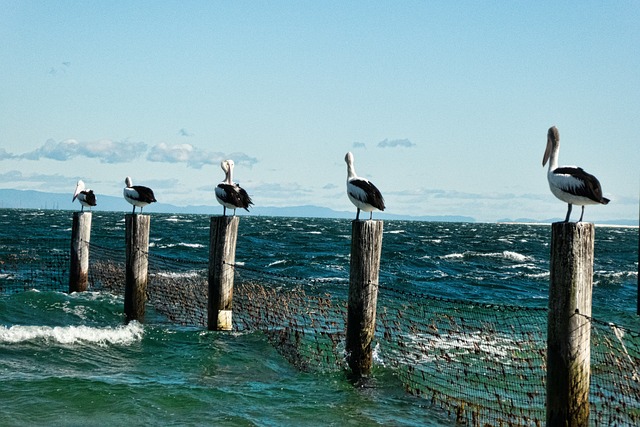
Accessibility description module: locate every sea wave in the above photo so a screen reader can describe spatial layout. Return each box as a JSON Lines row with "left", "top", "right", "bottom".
{"left": 0, "top": 322, "right": 143, "bottom": 346}
{"left": 441, "top": 250, "right": 531, "bottom": 262}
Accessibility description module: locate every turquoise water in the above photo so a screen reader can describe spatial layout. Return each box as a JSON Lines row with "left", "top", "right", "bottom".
{"left": 0, "top": 209, "right": 638, "bottom": 425}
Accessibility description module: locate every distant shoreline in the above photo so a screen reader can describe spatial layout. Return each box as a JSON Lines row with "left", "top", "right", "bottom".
{"left": 497, "top": 221, "right": 638, "bottom": 228}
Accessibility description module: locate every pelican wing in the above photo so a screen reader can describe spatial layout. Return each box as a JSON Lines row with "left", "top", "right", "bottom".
{"left": 216, "top": 183, "right": 253, "bottom": 210}
{"left": 552, "top": 167, "right": 607, "bottom": 203}
{"left": 131, "top": 185, "right": 157, "bottom": 203}
{"left": 348, "top": 178, "right": 385, "bottom": 211}
{"left": 83, "top": 190, "right": 97, "bottom": 206}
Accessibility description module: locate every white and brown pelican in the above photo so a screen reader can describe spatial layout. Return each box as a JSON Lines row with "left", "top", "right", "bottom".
{"left": 72, "top": 180, "right": 96, "bottom": 212}
{"left": 123, "top": 176, "right": 157, "bottom": 214}
{"left": 215, "top": 159, "right": 253, "bottom": 216}
{"left": 542, "top": 126, "right": 609, "bottom": 222}
{"left": 345, "top": 152, "right": 385, "bottom": 220}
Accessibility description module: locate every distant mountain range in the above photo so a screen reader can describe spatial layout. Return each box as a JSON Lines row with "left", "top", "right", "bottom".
{"left": 0, "top": 188, "right": 476, "bottom": 222}
{"left": 1, "top": 188, "right": 636, "bottom": 225}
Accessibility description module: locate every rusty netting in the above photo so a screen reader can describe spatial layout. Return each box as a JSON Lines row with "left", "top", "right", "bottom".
{"left": 2, "top": 237, "right": 640, "bottom": 426}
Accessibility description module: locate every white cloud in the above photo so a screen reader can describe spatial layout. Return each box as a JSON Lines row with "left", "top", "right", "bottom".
{"left": 147, "top": 143, "right": 195, "bottom": 163}
{"left": 18, "top": 138, "right": 147, "bottom": 163}
{"left": 147, "top": 143, "right": 258, "bottom": 169}
{"left": 5, "top": 138, "right": 258, "bottom": 169}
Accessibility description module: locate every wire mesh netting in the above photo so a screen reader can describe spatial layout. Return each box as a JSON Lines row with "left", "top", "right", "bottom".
{"left": 1, "top": 237, "right": 639, "bottom": 426}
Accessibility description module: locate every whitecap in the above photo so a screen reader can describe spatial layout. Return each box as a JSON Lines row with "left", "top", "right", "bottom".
{"left": 153, "top": 271, "right": 203, "bottom": 279}
{"left": 267, "top": 260, "right": 287, "bottom": 267}
{"left": 501, "top": 251, "right": 530, "bottom": 262}
{"left": 442, "top": 253, "right": 464, "bottom": 259}
{"left": 0, "top": 322, "right": 144, "bottom": 346}
{"left": 179, "top": 242, "right": 204, "bottom": 248}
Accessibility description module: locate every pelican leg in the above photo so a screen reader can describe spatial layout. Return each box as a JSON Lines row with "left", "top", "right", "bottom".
{"left": 356, "top": 208, "right": 361, "bottom": 221}
{"left": 369, "top": 211, "right": 373, "bottom": 220}
{"left": 132, "top": 205, "right": 136, "bottom": 214}
{"left": 222, "top": 206, "right": 227, "bottom": 216}
{"left": 578, "top": 206, "right": 585, "bottom": 222}
{"left": 564, "top": 203, "right": 572, "bottom": 222}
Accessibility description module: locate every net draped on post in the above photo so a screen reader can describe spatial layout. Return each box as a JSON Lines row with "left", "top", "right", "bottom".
{"left": 1, "top": 237, "right": 639, "bottom": 426}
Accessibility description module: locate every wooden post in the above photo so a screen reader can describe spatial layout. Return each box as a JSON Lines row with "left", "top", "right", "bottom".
{"left": 208, "top": 216, "right": 239, "bottom": 331}
{"left": 124, "top": 214, "right": 150, "bottom": 323}
{"left": 346, "top": 219, "right": 383, "bottom": 378}
{"left": 547, "top": 221, "right": 594, "bottom": 426}
{"left": 69, "top": 211, "right": 92, "bottom": 293}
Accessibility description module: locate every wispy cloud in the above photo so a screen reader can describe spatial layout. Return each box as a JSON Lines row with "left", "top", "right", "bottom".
{"left": 178, "top": 128, "right": 194, "bottom": 137}
{"left": 48, "top": 61, "right": 71, "bottom": 76}
{"left": 352, "top": 142, "right": 366, "bottom": 149}
{"left": 0, "top": 170, "right": 74, "bottom": 189}
{"left": 377, "top": 138, "right": 415, "bottom": 148}
{"left": 18, "top": 138, "right": 147, "bottom": 163}
{"left": 147, "top": 143, "right": 258, "bottom": 169}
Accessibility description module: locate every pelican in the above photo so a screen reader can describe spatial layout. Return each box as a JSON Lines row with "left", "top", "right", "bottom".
{"left": 345, "top": 152, "right": 385, "bottom": 220}
{"left": 215, "top": 159, "right": 253, "bottom": 216}
{"left": 123, "top": 176, "right": 157, "bottom": 214}
{"left": 72, "top": 180, "right": 96, "bottom": 212}
{"left": 542, "top": 126, "right": 609, "bottom": 222}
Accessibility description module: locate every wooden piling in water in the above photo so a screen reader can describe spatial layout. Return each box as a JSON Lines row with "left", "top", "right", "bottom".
{"left": 208, "top": 216, "right": 239, "bottom": 331}
{"left": 69, "top": 211, "right": 92, "bottom": 293}
{"left": 346, "top": 219, "right": 383, "bottom": 377}
{"left": 124, "top": 214, "right": 150, "bottom": 323}
{"left": 546, "top": 221, "right": 594, "bottom": 427}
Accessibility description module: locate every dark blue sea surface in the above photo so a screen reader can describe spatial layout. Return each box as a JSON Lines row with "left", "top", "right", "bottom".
{"left": 0, "top": 209, "right": 638, "bottom": 425}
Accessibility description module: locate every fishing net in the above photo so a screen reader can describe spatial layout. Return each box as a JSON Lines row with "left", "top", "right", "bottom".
{"left": 1, "top": 236, "right": 639, "bottom": 426}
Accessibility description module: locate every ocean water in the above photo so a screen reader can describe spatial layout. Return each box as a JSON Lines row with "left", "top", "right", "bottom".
{"left": 0, "top": 208, "right": 638, "bottom": 426}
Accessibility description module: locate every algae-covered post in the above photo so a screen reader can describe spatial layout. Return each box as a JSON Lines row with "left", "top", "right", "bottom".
{"left": 346, "top": 219, "right": 383, "bottom": 378}
{"left": 208, "top": 215, "right": 239, "bottom": 331}
{"left": 547, "top": 221, "right": 594, "bottom": 426}
{"left": 69, "top": 211, "right": 92, "bottom": 293}
{"left": 124, "top": 214, "right": 150, "bottom": 323}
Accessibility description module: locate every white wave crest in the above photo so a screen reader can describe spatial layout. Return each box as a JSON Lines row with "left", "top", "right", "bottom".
{"left": 267, "top": 260, "right": 287, "bottom": 267}
{"left": 0, "top": 322, "right": 144, "bottom": 346}
{"left": 441, "top": 251, "right": 530, "bottom": 262}
{"left": 501, "top": 251, "right": 530, "bottom": 262}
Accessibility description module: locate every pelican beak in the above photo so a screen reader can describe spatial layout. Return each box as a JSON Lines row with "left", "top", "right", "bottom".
{"left": 72, "top": 185, "right": 81, "bottom": 201}
{"left": 542, "top": 136, "right": 552, "bottom": 167}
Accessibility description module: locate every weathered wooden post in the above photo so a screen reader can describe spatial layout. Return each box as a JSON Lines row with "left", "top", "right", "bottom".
{"left": 69, "top": 211, "right": 92, "bottom": 293}
{"left": 346, "top": 219, "right": 383, "bottom": 378}
{"left": 547, "top": 221, "right": 594, "bottom": 426}
{"left": 124, "top": 214, "right": 150, "bottom": 323}
{"left": 208, "top": 216, "right": 239, "bottom": 331}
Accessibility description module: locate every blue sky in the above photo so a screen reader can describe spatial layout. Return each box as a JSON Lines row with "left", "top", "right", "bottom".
{"left": 1, "top": 1, "right": 638, "bottom": 222}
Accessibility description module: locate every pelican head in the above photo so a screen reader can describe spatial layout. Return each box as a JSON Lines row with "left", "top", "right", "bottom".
{"left": 345, "top": 152, "right": 357, "bottom": 179}
{"left": 72, "top": 180, "right": 85, "bottom": 201}
{"left": 125, "top": 176, "right": 133, "bottom": 187}
{"left": 344, "top": 152, "right": 354, "bottom": 166}
{"left": 220, "top": 160, "right": 235, "bottom": 183}
{"left": 543, "top": 126, "right": 560, "bottom": 167}
{"left": 220, "top": 159, "right": 235, "bottom": 172}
